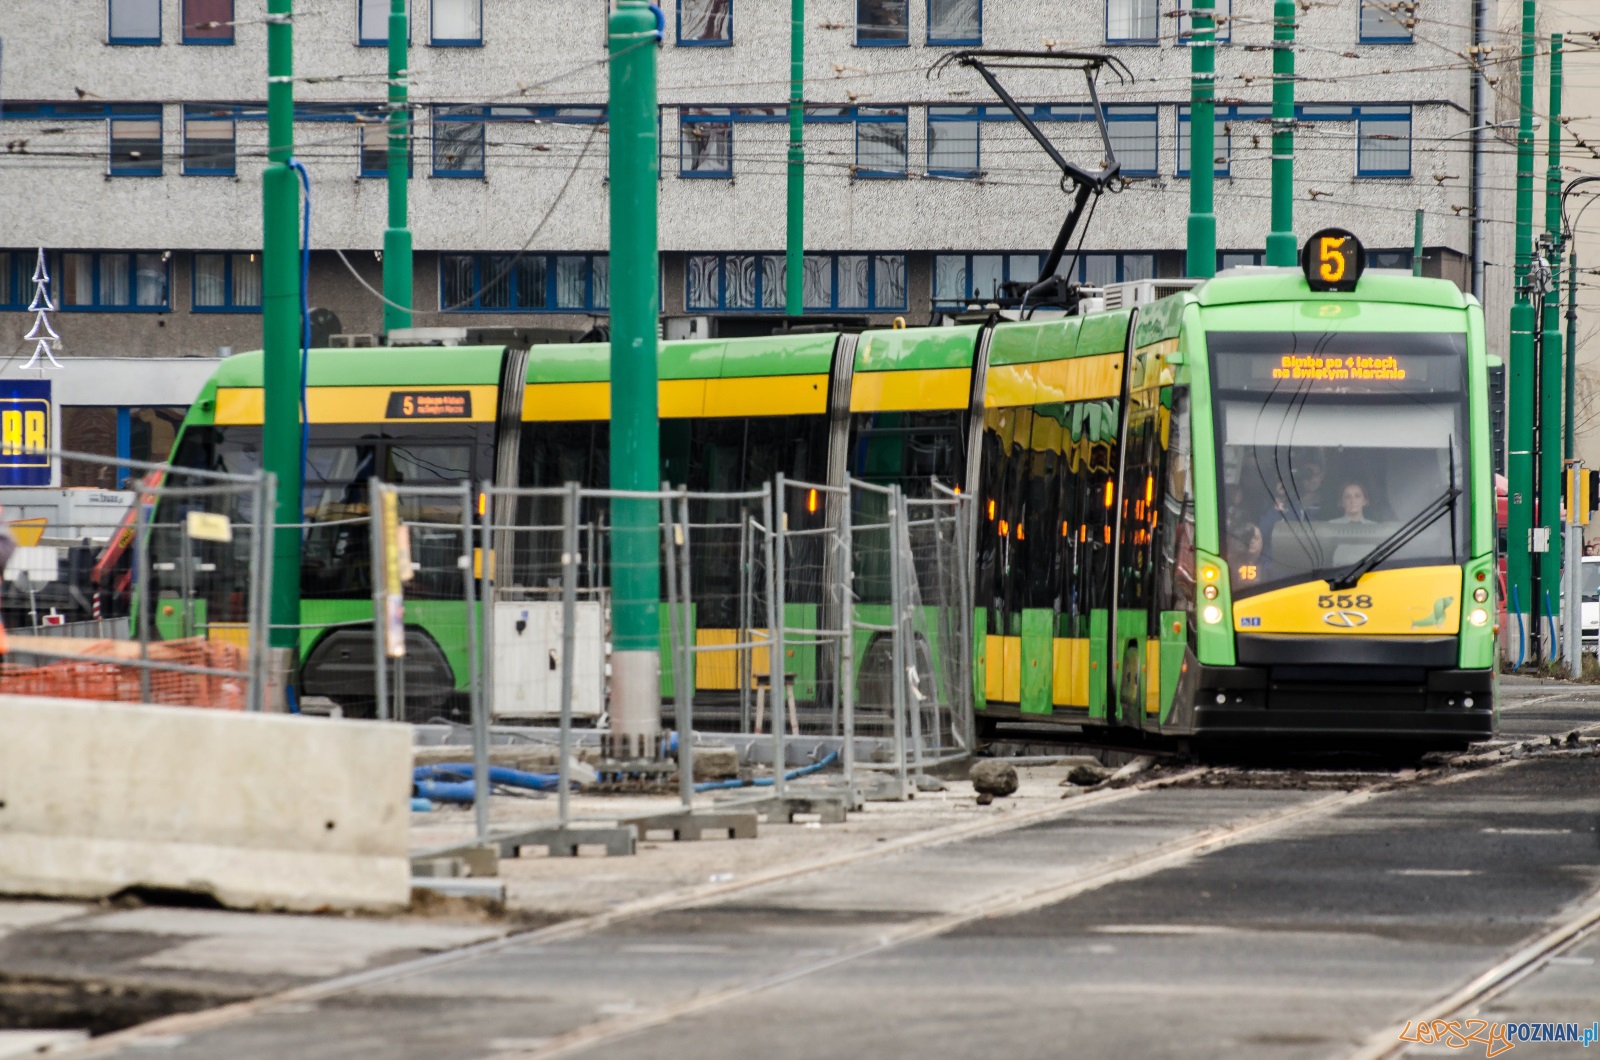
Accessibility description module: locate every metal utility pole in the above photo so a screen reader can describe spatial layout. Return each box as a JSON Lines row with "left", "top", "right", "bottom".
{"left": 608, "top": 1, "right": 662, "bottom": 756}
{"left": 383, "top": 0, "right": 412, "bottom": 332}
{"left": 1265, "top": 0, "right": 1295, "bottom": 267}
{"left": 1413, "top": 209, "right": 1424, "bottom": 276}
{"left": 785, "top": 0, "right": 803, "bottom": 317}
{"left": 1186, "top": 0, "right": 1216, "bottom": 278}
{"left": 1506, "top": 0, "right": 1536, "bottom": 661}
{"left": 1470, "top": 0, "right": 1488, "bottom": 301}
{"left": 263, "top": 0, "right": 302, "bottom": 654}
{"left": 1541, "top": 34, "right": 1564, "bottom": 661}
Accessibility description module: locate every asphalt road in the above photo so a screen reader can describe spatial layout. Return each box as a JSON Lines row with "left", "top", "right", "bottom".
{"left": 79, "top": 683, "right": 1600, "bottom": 1060}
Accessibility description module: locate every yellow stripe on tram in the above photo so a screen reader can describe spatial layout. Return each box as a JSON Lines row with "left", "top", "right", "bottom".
{"left": 850, "top": 368, "right": 971, "bottom": 413}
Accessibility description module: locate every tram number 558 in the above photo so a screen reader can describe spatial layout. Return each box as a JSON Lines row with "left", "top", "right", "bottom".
{"left": 1318, "top": 594, "right": 1373, "bottom": 609}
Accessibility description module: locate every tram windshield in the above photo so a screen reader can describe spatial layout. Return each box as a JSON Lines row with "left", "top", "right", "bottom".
{"left": 1210, "top": 330, "right": 1469, "bottom": 599}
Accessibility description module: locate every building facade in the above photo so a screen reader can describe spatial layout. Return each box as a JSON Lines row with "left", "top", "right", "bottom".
{"left": 0, "top": 0, "right": 1482, "bottom": 364}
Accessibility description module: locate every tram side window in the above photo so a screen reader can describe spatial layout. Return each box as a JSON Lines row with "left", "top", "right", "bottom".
{"left": 301, "top": 443, "right": 379, "bottom": 599}
{"left": 1117, "top": 383, "right": 1166, "bottom": 618}
{"left": 1156, "top": 388, "right": 1195, "bottom": 625}
{"left": 1060, "top": 399, "right": 1119, "bottom": 638}
{"left": 388, "top": 442, "right": 474, "bottom": 600}
{"left": 847, "top": 411, "right": 966, "bottom": 497}
{"left": 154, "top": 425, "right": 264, "bottom": 625}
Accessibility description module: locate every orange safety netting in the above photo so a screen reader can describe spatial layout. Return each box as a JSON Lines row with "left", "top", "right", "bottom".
{"left": 0, "top": 637, "right": 246, "bottom": 711}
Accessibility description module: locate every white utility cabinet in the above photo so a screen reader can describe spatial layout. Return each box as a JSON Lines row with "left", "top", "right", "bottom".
{"left": 490, "top": 600, "right": 606, "bottom": 720}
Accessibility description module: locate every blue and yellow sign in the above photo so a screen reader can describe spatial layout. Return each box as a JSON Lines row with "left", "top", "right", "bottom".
{"left": 0, "top": 380, "right": 51, "bottom": 486}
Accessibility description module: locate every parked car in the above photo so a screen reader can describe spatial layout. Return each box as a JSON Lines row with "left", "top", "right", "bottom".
{"left": 1583, "top": 555, "right": 1600, "bottom": 653}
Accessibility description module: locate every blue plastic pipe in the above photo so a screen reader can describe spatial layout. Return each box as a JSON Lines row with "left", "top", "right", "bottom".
{"left": 694, "top": 750, "right": 840, "bottom": 793}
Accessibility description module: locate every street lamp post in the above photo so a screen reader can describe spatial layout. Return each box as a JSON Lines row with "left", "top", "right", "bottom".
{"left": 1557, "top": 174, "right": 1600, "bottom": 676}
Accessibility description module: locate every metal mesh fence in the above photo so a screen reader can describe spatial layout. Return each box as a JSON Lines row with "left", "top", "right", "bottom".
{"left": 366, "top": 481, "right": 478, "bottom": 726}
{"left": 0, "top": 448, "right": 272, "bottom": 711}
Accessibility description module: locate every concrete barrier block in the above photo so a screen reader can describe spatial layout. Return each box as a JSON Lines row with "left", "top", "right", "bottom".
{"left": 0, "top": 694, "right": 413, "bottom": 912}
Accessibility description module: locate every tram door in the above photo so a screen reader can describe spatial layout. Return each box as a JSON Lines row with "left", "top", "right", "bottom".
{"left": 1110, "top": 339, "right": 1170, "bottom": 729}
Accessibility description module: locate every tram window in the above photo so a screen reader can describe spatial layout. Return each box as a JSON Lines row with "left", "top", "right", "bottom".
{"left": 1156, "top": 388, "right": 1195, "bottom": 620}
{"left": 848, "top": 411, "right": 966, "bottom": 497}
{"left": 388, "top": 443, "right": 472, "bottom": 484}
{"left": 1217, "top": 395, "right": 1465, "bottom": 596}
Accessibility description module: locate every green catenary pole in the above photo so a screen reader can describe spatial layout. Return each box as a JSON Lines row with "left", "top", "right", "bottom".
{"left": 382, "top": 0, "right": 412, "bottom": 332}
{"left": 263, "top": 0, "right": 302, "bottom": 653}
{"left": 1506, "top": 0, "right": 1536, "bottom": 656}
{"left": 1265, "top": 0, "right": 1295, "bottom": 267}
{"left": 1186, "top": 0, "right": 1216, "bottom": 278}
{"left": 608, "top": 1, "right": 661, "bottom": 754}
{"left": 1539, "top": 33, "right": 1564, "bottom": 654}
{"left": 1413, "top": 209, "right": 1424, "bottom": 275}
{"left": 785, "top": 0, "right": 803, "bottom": 317}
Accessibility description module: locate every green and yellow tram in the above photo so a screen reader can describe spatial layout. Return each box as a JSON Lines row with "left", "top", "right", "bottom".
{"left": 157, "top": 231, "right": 1495, "bottom": 745}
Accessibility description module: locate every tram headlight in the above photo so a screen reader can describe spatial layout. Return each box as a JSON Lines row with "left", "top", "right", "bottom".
{"left": 1203, "top": 584, "right": 1218, "bottom": 600}
{"left": 1469, "top": 608, "right": 1489, "bottom": 627}
{"left": 1472, "top": 587, "right": 1489, "bottom": 603}
{"left": 1202, "top": 604, "right": 1223, "bottom": 625}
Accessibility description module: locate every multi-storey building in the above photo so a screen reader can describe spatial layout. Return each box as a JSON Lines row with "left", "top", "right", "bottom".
{"left": 0, "top": 0, "right": 1493, "bottom": 474}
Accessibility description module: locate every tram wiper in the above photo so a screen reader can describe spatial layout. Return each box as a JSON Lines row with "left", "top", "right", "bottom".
{"left": 1324, "top": 486, "right": 1461, "bottom": 592}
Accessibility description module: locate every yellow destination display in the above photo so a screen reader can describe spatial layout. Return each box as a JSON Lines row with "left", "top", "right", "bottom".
{"left": 1271, "top": 354, "right": 1407, "bottom": 383}
{"left": 1232, "top": 565, "right": 1464, "bottom": 636}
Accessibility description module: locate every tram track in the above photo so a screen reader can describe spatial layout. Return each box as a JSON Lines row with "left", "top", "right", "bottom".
{"left": 69, "top": 734, "right": 1600, "bottom": 1059}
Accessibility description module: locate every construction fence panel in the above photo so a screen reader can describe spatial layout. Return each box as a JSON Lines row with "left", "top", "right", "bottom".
{"left": 0, "top": 448, "right": 272, "bottom": 712}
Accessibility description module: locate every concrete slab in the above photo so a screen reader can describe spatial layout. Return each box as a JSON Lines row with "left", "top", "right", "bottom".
{"left": 0, "top": 694, "right": 414, "bottom": 912}
{"left": 0, "top": 901, "right": 90, "bottom": 935}
{"left": 0, "top": 1030, "right": 87, "bottom": 1057}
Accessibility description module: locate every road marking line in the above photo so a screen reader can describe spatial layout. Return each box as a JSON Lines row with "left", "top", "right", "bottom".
{"left": 63, "top": 768, "right": 1208, "bottom": 1057}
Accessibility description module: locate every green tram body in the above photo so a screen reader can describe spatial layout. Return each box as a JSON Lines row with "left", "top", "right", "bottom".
{"left": 157, "top": 267, "right": 1495, "bottom": 742}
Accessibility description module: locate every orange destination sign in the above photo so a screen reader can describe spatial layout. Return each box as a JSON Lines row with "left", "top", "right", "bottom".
{"left": 1270, "top": 354, "right": 1407, "bottom": 383}
{"left": 386, "top": 390, "right": 474, "bottom": 419}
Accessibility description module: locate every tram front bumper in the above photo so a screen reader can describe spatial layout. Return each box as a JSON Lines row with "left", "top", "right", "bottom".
{"left": 1193, "top": 663, "right": 1495, "bottom": 740}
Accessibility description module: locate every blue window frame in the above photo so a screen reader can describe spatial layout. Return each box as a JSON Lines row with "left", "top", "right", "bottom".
{"left": 430, "top": 0, "right": 481, "bottom": 46}
{"left": 1356, "top": 105, "right": 1411, "bottom": 176}
{"left": 182, "top": 0, "right": 233, "bottom": 44}
{"left": 359, "top": 0, "right": 411, "bottom": 46}
{"left": 192, "top": 252, "right": 262, "bottom": 313}
{"left": 932, "top": 253, "right": 1042, "bottom": 307}
{"left": 927, "top": 107, "right": 980, "bottom": 177}
{"left": 1177, "top": 104, "right": 1267, "bottom": 177}
{"left": 439, "top": 254, "right": 610, "bottom": 313}
{"left": 1176, "top": 0, "right": 1231, "bottom": 44}
{"left": 109, "top": 112, "right": 164, "bottom": 176}
{"left": 1105, "top": 105, "right": 1158, "bottom": 178}
{"left": 1072, "top": 252, "right": 1155, "bottom": 287}
{"left": 678, "top": 0, "right": 731, "bottom": 45}
{"left": 680, "top": 108, "right": 735, "bottom": 177}
{"left": 855, "top": 107, "right": 908, "bottom": 178}
{"left": 1106, "top": 0, "right": 1157, "bottom": 44}
{"left": 1359, "top": 0, "right": 1412, "bottom": 43}
{"left": 432, "top": 106, "right": 485, "bottom": 177}
{"left": 927, "top": 0, "right": 980, "bottom": 45}
{"left": 686, "top": 253, "right": 907, "bottom": 312}
{"left": 857, "top": 0, "right": 908, "bottom": 46}
{"left": 50, "top": 252, "right": 170, "bottom": 312}
{"left": 928, "top": 104, "right": 1124, "bottom": 181}
{"left": 360, "top": 122, "right": 413, "bottom": 178}
{"left": 109, "top": 0, "right": 161, "bottom": 44}
{"left": 182, "top": 104, "right": 237, "bottom": 175}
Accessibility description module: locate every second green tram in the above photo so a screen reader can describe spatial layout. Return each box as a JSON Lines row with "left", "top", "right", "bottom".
{"left": 157, "top": 247, "right": 1496, "bottom": 745}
